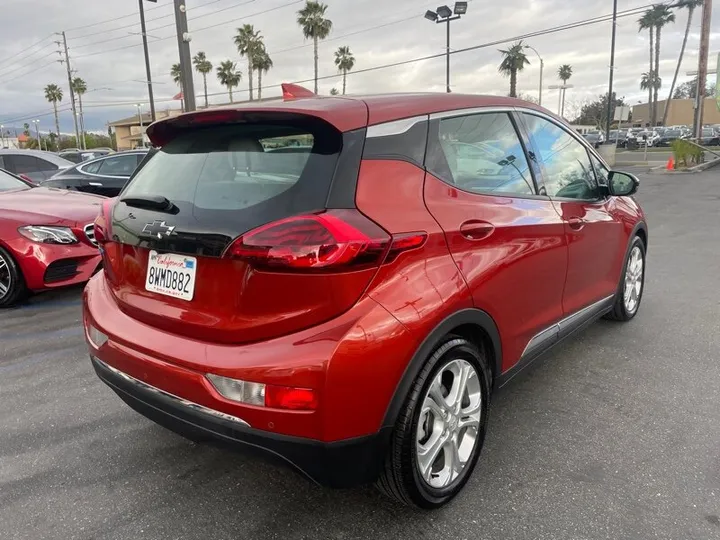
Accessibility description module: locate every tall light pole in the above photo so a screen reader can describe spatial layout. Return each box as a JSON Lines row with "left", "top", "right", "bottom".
{"left": 32, "top": 120, "right": 42, "bottom": 151}
{"left": 139, "top": 0, "right": 157, "bottom": 122}
{"left": 524, "top": 45, "right": 544, "bottom": 106}
{"left": 136, "top": 104, "right": 145, "bottom": 148}
{"left": 425, "top": 2, "right": 468, "bottom": 93}
{"left": 693, "top": 0, "right": 712, "bottom": 140}
{"left": 174, "top": 0, "right": 196, "bottom": 112}
{"left": 548, "top": 84, "right": 574, "bottom": 117}
{"left": 605, "top": 0, "right": 618, "bottom": 141}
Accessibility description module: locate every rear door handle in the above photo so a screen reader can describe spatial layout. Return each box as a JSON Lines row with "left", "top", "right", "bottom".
{"left": 567, "top": 217, "right": 585, "bottom": 231}
{"left": 459, "top": 220, "right": 494, "bottom": 241}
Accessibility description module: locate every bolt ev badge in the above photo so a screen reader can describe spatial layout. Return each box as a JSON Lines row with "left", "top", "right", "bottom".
{"left": 142, "top": 220, "right": 176, "bottom": 239}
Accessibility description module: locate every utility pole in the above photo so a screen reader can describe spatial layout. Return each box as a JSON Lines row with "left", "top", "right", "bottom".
{"left": 605, "top": 0, "right": 618, "bottom": 142}
{"left": 693, "top": 0, "right": 712, "bottom": 140}
{"left": 139, "top": 0, "right": 157, "bottom": 121}
{"left": 57, "top": 31, "right": 81, "bottom": 147}
{"left": 174, "top": 0, "right": 196, "bottom": 112}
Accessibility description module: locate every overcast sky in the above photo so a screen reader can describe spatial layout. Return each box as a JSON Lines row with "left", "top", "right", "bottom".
{"left": 0, "top": 0, "right": 717, "bottom": 134}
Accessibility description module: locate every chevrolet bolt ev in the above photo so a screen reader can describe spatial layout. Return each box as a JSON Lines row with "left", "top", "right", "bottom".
{"left": 84, "top": 87, "right": 647, "bottom": 508}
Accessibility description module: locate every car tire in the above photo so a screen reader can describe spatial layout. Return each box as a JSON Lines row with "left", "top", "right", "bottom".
{"left": 605, "top": 235, "right": 646, "bottom": 322}
{"left": 376, "top": 337, "right": 491, "bottom": 508}
{"left": 0, "top": 246, "right": 28, "bottom": 308}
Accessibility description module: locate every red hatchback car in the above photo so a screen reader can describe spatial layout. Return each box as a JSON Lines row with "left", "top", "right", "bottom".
{"left": 0, "top": 168, "right": 102, "bottom": 307}
{"left": 84, "top": 91, "right": 647, "bottom": 508}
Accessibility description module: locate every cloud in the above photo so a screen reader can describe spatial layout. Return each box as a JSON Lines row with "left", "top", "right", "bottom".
{"left": 0, "top": 0, "right": 717, "bottom": 132}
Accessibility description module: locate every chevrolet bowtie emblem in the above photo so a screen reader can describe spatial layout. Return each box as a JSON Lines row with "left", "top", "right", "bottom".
{"left": 141, "top": 220, "right": 176, "bottom": 239}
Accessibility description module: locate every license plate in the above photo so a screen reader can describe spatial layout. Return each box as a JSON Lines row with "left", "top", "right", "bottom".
{"left": 145, "top": 251, "right": 197, "bottom": 301}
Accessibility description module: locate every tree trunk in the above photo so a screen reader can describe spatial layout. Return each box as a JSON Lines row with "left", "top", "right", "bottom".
{"left": 653, "top": 26, "right": 662, "bottom": 126}
{"left": 203, "top": 74, "right": 208, "bottom": 108}
{"left": 313, "top": 36, "right": 319, "bottom": 94}
{"left": 258, "top": 69, "right": 263, "bottom": 100}
{"left": 510, "top": 69, "right": 517, "bottom": 97}
{"left": 342, "top": 70, "right": 347, "bottom": 95}
{"left": 248, "top": 62, "right": 254, "bottom": 101}
{"left": 229, "top": 86, "right": 233, "bottom": 103}
{"left": 648, "top": 27, "right": 654, "bottom": 126}
{"left": 664, "top": 9, "right": 694, "bottom": 125}
{"left": 561, "top": 87, "right": 566, "bottom": 117}
{"left": 53, "top": 102, "right": 60, "bottom": 140}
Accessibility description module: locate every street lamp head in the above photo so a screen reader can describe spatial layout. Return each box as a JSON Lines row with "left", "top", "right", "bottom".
{"left": 436, "top": 5, "right": 452, "bottom": 18}
{"left": 453, "top": 1, "right": 468, "bottom": 15}
{"left": 424, "top": 9, "right": 438, "bottom": 21}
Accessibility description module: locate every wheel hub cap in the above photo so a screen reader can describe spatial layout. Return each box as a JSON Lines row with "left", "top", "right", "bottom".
{"left": 0, "top": 254, "right": 11, "bottom": 301}
{"left": 623, "top": 246, "right": 643, "bottom": 313}
{"left": 415, "top": 358, "right": 482, "bottom": 489}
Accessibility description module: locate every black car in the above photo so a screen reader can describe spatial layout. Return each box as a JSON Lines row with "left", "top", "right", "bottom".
{"left": 0, "top": 149, "right": 74, "bottom": 183}
{"left": 58, "top": 149, "right": 114, "bottom": 164}
{"left": 42, "top": 150, "right": 148, "bottom": 197}
{"left": 698, "top": 128, "right": 720, "bottom": 146}
{"left": 609, "top": 129, "right": 628, "bottom": 147}
{"left": 655, "top": 129, "right": 685, "bottom": 147}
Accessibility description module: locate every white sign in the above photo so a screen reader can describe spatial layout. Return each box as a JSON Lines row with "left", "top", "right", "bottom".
{"left": 614, "top": 106, "right": 631, "bottom": 122}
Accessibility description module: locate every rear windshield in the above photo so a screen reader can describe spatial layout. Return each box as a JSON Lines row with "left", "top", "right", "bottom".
{"left": 121, "top": 120, "right": 341, "bottom": 233}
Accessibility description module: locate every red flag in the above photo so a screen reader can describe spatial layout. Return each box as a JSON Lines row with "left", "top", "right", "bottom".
{"left": 173, "top": 91, "right": 184, "bottom": 100}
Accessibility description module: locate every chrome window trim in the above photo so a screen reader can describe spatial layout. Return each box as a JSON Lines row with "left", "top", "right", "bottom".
{"left": 520, "top": 294, "right": 615, "bottom": 358}
{"left": 366, "top": 115, "right": 428, "bottom": 138}
{"left": 78, "top": 153, "right": 144, "bottom": 180}
{"left": 429, "top": 106, "right": 513, "bottom": 121}
{"left": 92, "top": 356, "right": 251, "bottom": 427}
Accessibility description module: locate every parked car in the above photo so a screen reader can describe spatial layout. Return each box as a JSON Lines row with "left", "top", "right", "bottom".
{"left": 83, "top": 88, "right": 648, "bottom": 509}
{"left": 697, "top": 128, "right": 720, "bottom": 146}
{"left": 609, "top": 129, "right": 628, "bottom": 147}
{"left": 0, "top": 149, "right": 73, "bottom": 184}
{"left": 0, "top": 168, "right": 102, "bottom": 307}
{"left": 582, "top": 130, "right": 605, "bottom": 148}
{"left": 655, "top": 129, "right": 686, "bottom": 147}
{"left": 59, "top": 149, "right": 114, "bottom": 164}
{"left": 43, "top": 150, "right": 148, "bottom": 197}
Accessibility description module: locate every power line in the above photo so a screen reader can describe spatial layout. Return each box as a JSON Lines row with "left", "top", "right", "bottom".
{"left": 0, "top": 35, "right": 54, "bottom": 69}
{"left": 63, "top": 1, "right": 170, "bottom": 33}
{"left": 0, "top": 58, "right": 59, "bottom": 83}
{"left": 73, "top": 0, "right": 302, "bottom": 59}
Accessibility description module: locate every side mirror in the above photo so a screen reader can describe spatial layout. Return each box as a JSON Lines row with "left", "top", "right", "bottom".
{"left": 608, "top": 171, "right": 639, "bottom": 196}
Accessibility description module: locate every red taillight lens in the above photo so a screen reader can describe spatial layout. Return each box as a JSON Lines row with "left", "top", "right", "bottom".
{"left": 265, "top": 385, "right": 318, "bottom": 410}
{"left": 19, "top": 174, "right": 36, "bottom": 185}
{"left": 225, "top": 210, "right": 390, "bottom": 271}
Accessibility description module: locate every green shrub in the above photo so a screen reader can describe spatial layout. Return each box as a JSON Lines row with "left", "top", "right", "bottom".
{"left": 671, "top": 139, "right": 705, "bottom": 168}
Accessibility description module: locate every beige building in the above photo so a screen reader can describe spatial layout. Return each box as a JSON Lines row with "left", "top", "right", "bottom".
{"left": 109, "top": 108, "right": 182, "bottom": 150}
{"left": 631, "top": 97, "right": 720, "bottom": 127}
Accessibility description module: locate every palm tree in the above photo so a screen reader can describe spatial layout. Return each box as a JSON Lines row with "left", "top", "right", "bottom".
{"left": 193, "top": 52, "right": 213, "bottom": 108}
{"left": 170, "top": 63, "right": 184, "bottom": 110}
{"left": 638, "top": 10, "right": 656, "bottom": 124}
{"left": 663, "top": 0, "right": 702, "bottom": 125}
{"left": 334, "top": 46, "right": 355, "bottom": 95}
{"left": 641, "top": 72, "right": 662, "bottom": 93}
{"left": 44, "top": 83, "right": 63, "bottom": 140}
{"left": 297, "top": 1, "right": 333, "bottom": 94}
{"left": 71, "top": 77, "right": 87, "bottom": 149}
{"left": 650, "top": 4, "right": 676, "bottom": 125}
{"left": 498, "top": 41, "right": 530, "bottom": 98}
{"left": 557, "top": 64, "right": 573, "bottom": 117}
{"left": 253, "top": 47, "right": 273, "bottom": 100}
{"left": 216, "top": 60, "right": 241, "bottom": 103}
{"left": 234, "top": 24, "right": 263, "bottom": 100}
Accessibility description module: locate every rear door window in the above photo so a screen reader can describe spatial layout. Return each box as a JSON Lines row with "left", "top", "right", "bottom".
{"left": 97, "top": 155, "right": 138, "bottom": 177}
{"left": 82, "top": 160, "right": 102, "bottom": 174}
{"left": 8, "top": 155, "right": 44, "bottom": 174}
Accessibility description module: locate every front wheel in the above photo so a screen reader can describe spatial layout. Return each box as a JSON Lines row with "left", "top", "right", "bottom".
{"left": 605, "top": 236, "right": 645, "bottom": 321}
{"left": 376, "top": 337, "right": 491, "bottom": 508}
{"left": 0, "top": 247, "right": 27, "bottom": 308}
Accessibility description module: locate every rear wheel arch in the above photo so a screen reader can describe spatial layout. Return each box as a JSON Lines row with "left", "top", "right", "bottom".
{"left": 381, "top": 308, "right": 501, "bottom": 430}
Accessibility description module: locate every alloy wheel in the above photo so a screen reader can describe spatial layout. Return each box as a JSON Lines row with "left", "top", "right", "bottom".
{"left": 415, "top": 359, "right": 483, "bottom": 489}
{"left": 623, "top": 245, "right": 643, "bottom": 314}
{"left": 0, "top": 252, "right": 11, "bottom": 301}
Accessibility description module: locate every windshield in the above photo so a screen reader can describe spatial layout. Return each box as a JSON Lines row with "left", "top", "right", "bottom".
{"left": 0, "top": 169, "right": 31, "bottom": 192}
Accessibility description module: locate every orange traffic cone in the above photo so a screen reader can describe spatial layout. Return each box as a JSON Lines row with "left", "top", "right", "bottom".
{"left": 666, "top": 156, "right": 675, "bottom": 170}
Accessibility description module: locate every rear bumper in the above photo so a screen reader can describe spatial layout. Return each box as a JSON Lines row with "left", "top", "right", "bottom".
{"left": 91, "top": 355, "right": 389, "bottom": 487}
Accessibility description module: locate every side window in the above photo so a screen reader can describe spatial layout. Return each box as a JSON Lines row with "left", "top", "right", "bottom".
{"left": 97, "top": 155, "right": 137, "bottom": 177}
{"left": 522, "top": 114, "right": 599, "bottom": 200}
{"left": 428, "top": 112, "right": 535, "bottom": 196}
{"left": 0, "top": 156, "right": 5, "bottom": 169}
{"left": 82, "top": 161, "right": 102, "bottom": 174}
{"left": 9, "top": 155, "right": 43, "bottom": 174}
{"left": 37, "top": 158, "right": 59, "bottom": 171}
{"left": 588, "top": 152, "right": 609, "bottom": 186}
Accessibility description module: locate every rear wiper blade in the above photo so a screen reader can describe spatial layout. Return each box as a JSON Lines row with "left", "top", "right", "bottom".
{"left": 121, "top": 195, "right": 178, "bottom": 213}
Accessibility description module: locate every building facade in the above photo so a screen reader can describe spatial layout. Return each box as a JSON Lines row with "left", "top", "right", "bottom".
{"left": 631, "top": 97, "right": 720, "bottom": 127}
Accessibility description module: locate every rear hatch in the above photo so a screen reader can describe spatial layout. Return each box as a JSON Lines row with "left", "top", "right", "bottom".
{"left": 100, "top": 111, "right": 394, "bottom": 344}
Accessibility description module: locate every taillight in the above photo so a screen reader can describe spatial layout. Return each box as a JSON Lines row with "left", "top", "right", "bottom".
{"left": 225, "top": 210, "right": 390, "bottom": 272}
{"left": 19, "top": 174, "right": 37, "bottom": 185}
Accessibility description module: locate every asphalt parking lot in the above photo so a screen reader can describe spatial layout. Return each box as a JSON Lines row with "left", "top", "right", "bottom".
{"left": 2, "top": 168, "right": 719, "bottom": 540}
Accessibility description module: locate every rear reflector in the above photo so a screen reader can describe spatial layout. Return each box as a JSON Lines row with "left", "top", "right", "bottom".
{"left": 87, "top": 323, "right": 109, "bottom": 348}
{"left": 206, "top": 373, "right": 318, "bottom": 411}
